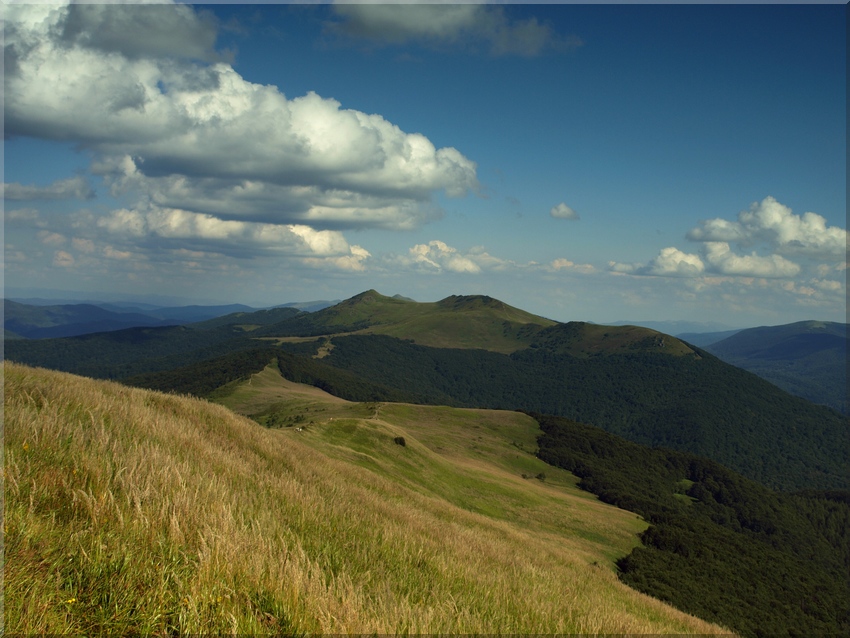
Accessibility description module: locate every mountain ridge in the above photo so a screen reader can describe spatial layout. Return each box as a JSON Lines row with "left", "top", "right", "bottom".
{"left": 255, "top": 290, "right": 702, "bottom": 356}
{"left": 704, "top": 320, "right": 847, "bottom": 414}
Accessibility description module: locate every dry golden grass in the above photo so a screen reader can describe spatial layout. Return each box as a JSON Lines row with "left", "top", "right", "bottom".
{"left": 4, "top": 361, "right": 732, "bottom": 634}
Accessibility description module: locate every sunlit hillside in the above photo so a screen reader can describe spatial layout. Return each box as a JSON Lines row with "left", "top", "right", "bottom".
{"left": 255, "top": 290, "right": 559, "bottom": 354}
{"left": 4, "top": 361, "right": 730, "bottom": 635}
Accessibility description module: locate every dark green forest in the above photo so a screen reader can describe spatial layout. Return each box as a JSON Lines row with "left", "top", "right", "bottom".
{"left": 2, "top": 324, "right": 255, "bottom": 379}
{"left": 123, "top": 347, "right": 420, "bottom": 405}
{"left": 534, "top": 413, "right": 850, "bottom": 638}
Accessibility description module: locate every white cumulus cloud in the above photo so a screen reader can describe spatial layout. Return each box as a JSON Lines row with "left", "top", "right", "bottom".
{"left": 408, "top": 240, "right": 482, "bottom": 274}
{"left": 5, "top": 3, "right": 478, "bottom": 232}
{"left": 687, "top": 196, "right": 847, "bottom": 258}
{"left": 52, "top": 250, "right": 75, "bottom": 268}
{"left": 549, "top": 258, "right": 595, "bottom": 273}
{"left": 394, "top": 240, "right": 531, "bottom": 275}
{"left": 615, "top": 197, "right": 843, "bottom": 284}
{"left": 550, "top": 202, "right": 580, "bottom": 220}
{"left": 96, "top": 206, "right": 369, "bottom": 266}
{"left": 37, "top": 231, "right": 67, "bottom": 246}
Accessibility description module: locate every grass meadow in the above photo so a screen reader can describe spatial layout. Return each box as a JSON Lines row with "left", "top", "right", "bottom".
{"left": 4, "top": 361, "right": 731, "bottom": 634}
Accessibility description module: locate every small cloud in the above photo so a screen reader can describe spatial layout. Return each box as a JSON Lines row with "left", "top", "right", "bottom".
{"left": 646, "top": 247, "right": 705, "bottom": 277}
{"left": 103, "top": 246, "right": 134, "bottom": 260}
{"left": 550, "top": 258, "right": 595, "bottom": 273}
{"left": 608, "top": 261, "right": 638, "bottom": 275}
{"left": 53, "top": 250, "right": 75, "bottom": 268}
{"left": 37, "top": 230, "right": 67, "bottom": 246}
{"left": 94, "top": 205, "right": 371, "bottom": 272}
{"left": 686, "top": 217, "right": 748, "bottom": 243}
{"left": 811, "top": 278, "right": 843, "bottom": 293}
{"left": 609, "top": 247, "right": 704, "bottom": 278}
{"left": 394, "top": 239, "right": 527, "bottom": 275}
{"left": 302, "top": 244, "right": 372, "bottom": 272}
{"left": 4, "top": 208, "right": 41, "bottom": 223}
{"left": 72, "top": 237, "right": 96, "bottom": 253}
{"left": 550, "top": 202, "right": 580, "bottom": 221}
{"left": 4, "top": 249, "right": 28, "bottom": 263}
{"left": 408, "top": 240, "right": 481, "bottom": 274}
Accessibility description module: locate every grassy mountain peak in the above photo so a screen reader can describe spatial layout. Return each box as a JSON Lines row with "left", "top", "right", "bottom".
{"left": 257, "top": 290, "right": 557, "bottom": 353}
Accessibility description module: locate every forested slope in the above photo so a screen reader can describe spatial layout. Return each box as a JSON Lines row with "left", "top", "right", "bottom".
{"left": 535, "top": 413, "right": 850, "bottom": 637}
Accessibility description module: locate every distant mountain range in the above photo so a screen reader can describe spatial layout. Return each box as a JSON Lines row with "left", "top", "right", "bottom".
{"left": 3, "top": 297, "right": 339, "bottom": 339}
{"left": 7, "top": 293, "right": 843, "bottom": 416}
{"left": 701, "top": 321, "right": 847, "bottom": 415}
{"left": 674, "top": 329, "right": 743, "bottom": 348}
{"left": 6, "top": 289, "right": 847, "bottom": 493}
{"left": 3, "top": 299, "right": 181, "bottom": 339}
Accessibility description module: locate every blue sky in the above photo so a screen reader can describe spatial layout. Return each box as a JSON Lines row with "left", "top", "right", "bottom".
{"left": 3, "top": 2, "right": 846, "bottom": 327}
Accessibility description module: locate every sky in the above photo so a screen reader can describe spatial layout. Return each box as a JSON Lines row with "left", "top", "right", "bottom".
{"left": 3, "top": 2, "right": 847, "bottom": 327}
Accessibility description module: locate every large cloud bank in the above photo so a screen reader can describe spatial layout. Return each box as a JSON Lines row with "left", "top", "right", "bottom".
{"left": 4, "top": 2, "right": 478, "bottom": 248}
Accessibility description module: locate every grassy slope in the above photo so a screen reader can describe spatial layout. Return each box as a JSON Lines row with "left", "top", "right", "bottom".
{"left": 4, "top": 361, "right": 728, "bottom": 635}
